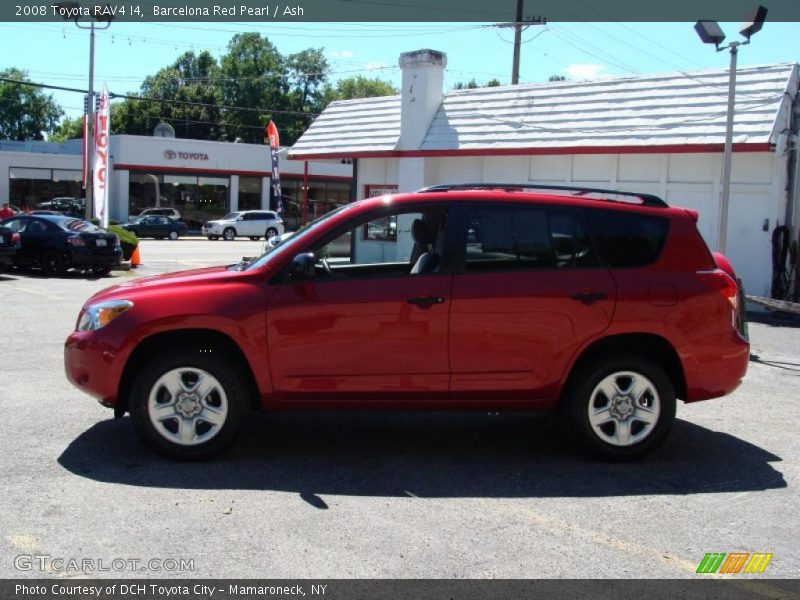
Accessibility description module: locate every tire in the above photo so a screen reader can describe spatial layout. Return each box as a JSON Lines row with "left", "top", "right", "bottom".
{"left": 223, "top": 228, "right": 236, "bottom": 241}
{"left": 265, "top": 227, "right": 278, "bottom": 239}
{"left": 129, "top": 348, "right": 246, "bottom": 460}
{"left": 91, "top": 266, "right": 112, "bottom": 277}
{"left": 41, "top": 250, "right": 65, "bottom": 275}
{"left": 563, "top": 355, "right": 675, "bottom": 460}
{"left": 249, "top": 236, "right": 260, "bottom": 241}
{"left": 168, "top": 230, "right": 179, "bottom": 240}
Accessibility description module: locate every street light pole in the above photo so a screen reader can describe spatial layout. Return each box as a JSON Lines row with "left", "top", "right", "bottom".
{"left": 85, "top": 20, "right": 96, "bottom": 221}
{"left": 718, "top": 42, "right": 739, "bottom": 255}
{"left": 694, "top": 6, "right": 766, "bottom": 255}
{"left": 58, "top": 2, "right": 111, "bottom": 221}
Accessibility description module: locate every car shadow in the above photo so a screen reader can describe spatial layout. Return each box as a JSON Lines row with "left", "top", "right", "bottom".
{"left": 747, "top": 309, "right": 800, "bottom": 328}
{"left": 58, "top": 412, "right": 785, "bottom": 502}
{"left": 7, "top": 267, "right": 121, "bottom": 281}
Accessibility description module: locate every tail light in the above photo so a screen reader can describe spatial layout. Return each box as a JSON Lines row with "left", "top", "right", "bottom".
{"left": 67, "top": 236, "right": 87, "bottom": 247}
{"left": 697, "top": 269, "right": 740, "bottom": 331}
{"left": 697, "top": 269, "right": 738, "bottom": 306}
{"left": 11, "top": 232, "right": 20, "bottom": 245}
{"left": 113, "top": 235, "right": 120, "bottom": 247}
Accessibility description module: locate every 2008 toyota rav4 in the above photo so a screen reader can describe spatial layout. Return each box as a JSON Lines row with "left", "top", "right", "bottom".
{"left": 64, "top": 184, "right": 749, "bottom": 460}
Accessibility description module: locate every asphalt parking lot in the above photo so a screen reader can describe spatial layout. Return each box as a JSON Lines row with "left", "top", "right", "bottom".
{"left": 1, "top": 238, "right": 799, "bottom": 579}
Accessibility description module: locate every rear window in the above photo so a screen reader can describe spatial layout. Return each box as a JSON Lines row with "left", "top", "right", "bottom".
{"left": 63, "top": 219, "right": 99, "bottom": 232}
{"left": 583, "top": 209, "right": 669, "bottom": 268}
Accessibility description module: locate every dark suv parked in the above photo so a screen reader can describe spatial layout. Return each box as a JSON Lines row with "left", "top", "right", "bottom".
{"left": 65, "top": 184, "right": 748, "bottom": 459}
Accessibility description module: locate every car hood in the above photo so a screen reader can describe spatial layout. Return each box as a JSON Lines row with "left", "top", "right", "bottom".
{"left": 86, "top": 266, "right": 243, "bottom": 303}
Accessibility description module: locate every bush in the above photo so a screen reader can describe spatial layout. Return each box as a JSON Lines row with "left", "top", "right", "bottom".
{"left": 107, "top": 224, "right": 138, "bottom": 260}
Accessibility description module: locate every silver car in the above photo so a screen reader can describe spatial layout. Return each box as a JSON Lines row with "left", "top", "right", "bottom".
{"left": 202, "top": 211, "right": 284, "bottom": 241}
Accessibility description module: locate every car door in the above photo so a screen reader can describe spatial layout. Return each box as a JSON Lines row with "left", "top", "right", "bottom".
{"left": 266, "top": 202, "right": 454, "bottom": 401}
{"left": 448, "top": 202, "right": 617, "bottom": 402}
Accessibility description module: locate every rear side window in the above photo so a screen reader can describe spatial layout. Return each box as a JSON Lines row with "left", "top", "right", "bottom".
{"left": 583, "top": 209, "right": 669, "bottom": 268}
{"left": 462, "top": 204, "right": 595, "bottom": 271}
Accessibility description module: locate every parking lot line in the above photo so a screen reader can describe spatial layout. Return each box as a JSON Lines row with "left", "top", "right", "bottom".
{"left": 3, "top": 283, "right": 62, "bottom": 300}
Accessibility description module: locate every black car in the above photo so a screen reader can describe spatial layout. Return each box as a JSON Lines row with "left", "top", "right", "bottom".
{"left": 122, "top": 215, "right": 188, "bottom": 240}
{"left": 0, "top": 224, "right": 21, "bottom": 272}
{"left": 0, "top": 214, "right": 122, "bottom": 276}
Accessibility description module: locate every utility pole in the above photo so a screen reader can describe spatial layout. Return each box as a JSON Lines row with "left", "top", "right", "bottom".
{"left": 511, "top": 0, "right": 523, "bottom": 85}
{"left": 504, "top": 0, "right": 545, "bottom": 85}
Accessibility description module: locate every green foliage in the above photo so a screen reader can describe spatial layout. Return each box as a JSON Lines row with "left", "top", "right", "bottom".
{"left": 548, "top": 74, "right": 568, "bottom": 81}
{"left": 453, "top": 78, "right": 501, "bottom": 90}
{"left": 50, "top": 114, "right": 83, "bottom": 142}
{"left": 107, "top": 224, "right": 138, "bottom": 260}
{"left": 51, "top": 36, "right": 398, "bottom": 146}
{"left": 322, "top": 76, "right": 398, "bottom": 103}
{"left": 0, "top": 68, "right": 63, "bottom": 140}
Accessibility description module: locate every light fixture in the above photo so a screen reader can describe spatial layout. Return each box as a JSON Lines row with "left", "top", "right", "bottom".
{"left": 693, "top": 5, "right": 768, "bottom": 255}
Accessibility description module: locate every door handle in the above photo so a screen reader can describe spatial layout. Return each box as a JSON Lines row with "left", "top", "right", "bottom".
{"left": 407, "top": 296, "right": 445, "bottom": 307}
{"left": 571, "top": 291, "right": 607, "bottom": 304}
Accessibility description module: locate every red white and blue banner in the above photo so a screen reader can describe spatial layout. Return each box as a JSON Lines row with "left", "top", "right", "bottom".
{"left": 93, "top": 84, "right": 110, "bottom": 227}
{"left": 266, "top": 120, "right": 282, "bottom": 213}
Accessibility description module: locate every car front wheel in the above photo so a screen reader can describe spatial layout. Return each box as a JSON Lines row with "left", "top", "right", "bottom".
{"left": 222, "top": 228, "right": 236, "bottom": 241}
{"left": 130, "top": 349, "right": 245, "bottom": 460}
{"left": 266, "top": 227, "right": 278, "bottom": 239}
{"left": 563, "top": 355, "right": 675, "bottom": 460}
{"left": 168, "top": 230, "right": 179, "bottom": 240}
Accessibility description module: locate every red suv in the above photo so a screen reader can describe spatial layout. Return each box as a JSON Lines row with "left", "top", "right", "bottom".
{"left": 64, "top": 184, "right": 749, "bottom": 460}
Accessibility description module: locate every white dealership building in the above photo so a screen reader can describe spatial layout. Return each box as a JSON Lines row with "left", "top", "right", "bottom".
{"left": 0, "top": 135, "right": 352, "bottom": 230}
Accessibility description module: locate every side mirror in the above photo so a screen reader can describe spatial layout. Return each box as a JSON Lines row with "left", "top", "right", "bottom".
{"left": 289, "top": 252, "right": 316, "bottom": 279}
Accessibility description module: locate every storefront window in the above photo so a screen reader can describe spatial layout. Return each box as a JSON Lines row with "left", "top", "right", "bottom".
{"left": 9, "top": 167, "right": 83, "bottom": 211}
{"left": 239, "top": 176, "right": 262, "bottom": 211}
{"left": 128, "top": 172, "right": 229, "bottom": 230}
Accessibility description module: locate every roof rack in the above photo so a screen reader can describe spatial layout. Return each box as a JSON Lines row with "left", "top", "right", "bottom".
{"left": 417, "top": 183, "right": 669, "bottom": 208}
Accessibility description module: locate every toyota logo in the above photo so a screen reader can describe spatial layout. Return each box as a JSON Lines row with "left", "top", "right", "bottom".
{"left": 164, "top": 150, "right": 177, "bottom": 159}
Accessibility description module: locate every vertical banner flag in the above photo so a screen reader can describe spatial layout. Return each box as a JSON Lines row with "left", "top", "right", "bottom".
{"left": 93, "top": 84, "right": 110, "bottom": 227}
{"left": 81, "top": 95, "right": 88, "bottom": 189}
{"left": 266, "top": 120, "right": 283, "bottom": 213}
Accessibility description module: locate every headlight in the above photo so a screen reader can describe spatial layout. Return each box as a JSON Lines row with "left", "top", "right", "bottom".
{"left": 77, "top": 300, "right": 133, "bottom": 331}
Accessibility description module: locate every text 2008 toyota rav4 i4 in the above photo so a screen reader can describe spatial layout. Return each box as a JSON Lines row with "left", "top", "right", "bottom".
{"left": 65, "top": 184, "right": 749, "bottom": 460}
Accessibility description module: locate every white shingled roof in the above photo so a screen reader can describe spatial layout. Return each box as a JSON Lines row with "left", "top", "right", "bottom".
{"left": 289, "top": 62, "right": 798, "bottom": 158}
{"left": 290, "top": 94, "right": 401, "bottom": 156}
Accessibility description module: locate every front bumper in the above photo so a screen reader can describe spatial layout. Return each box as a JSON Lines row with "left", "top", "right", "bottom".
{"left": 64, "top": 330, "right": 126, "bottom": 406}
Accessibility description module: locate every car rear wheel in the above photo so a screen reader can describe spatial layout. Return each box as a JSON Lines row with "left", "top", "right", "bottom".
{"left": 130, "top": 349, "right": 245, "bottom": 460}
{"left": 168, "top": 230, "right": 179, "bottom": 240}
{"left": 266, "top": 227, "right": 278, "bottom": 239}
{"left": 223, "top": 228, "right": 236, "bottom": 241}
{"left": 563, "top": 355, "right": 675, "bottom": 460}
{"left": 41, "top": 250, "right": 65, "bottom": 275}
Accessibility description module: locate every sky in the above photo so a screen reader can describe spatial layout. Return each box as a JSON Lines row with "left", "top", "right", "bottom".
{"left": 0, "top": 20, "right": 798, "bottom": 123}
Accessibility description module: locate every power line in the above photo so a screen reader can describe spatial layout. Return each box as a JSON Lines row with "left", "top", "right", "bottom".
{"left": 0, "top": 76, "right": 319, "bottom": 118}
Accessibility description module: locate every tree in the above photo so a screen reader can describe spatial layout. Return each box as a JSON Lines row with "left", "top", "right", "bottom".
{"left": 322, "top": 75, "right": 397, "bottom": 104}
{"left": 548, "top": 74, "right": 567, "bottom": 81}
{"left": 0, "top": 68, "right": 63, "bottom": 140}
{"left": 50, "top": 114, "right": 83, "bottom": 142}
{"left": 218, "top": 33, "right": 287, "bottom": 144}
{"left": 284, "top": 48, "right": 330, "bottom": 143}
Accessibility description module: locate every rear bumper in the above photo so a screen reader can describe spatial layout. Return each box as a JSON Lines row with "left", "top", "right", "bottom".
{"left": 679, "top": 331, "right": 750, "bottom": 402}
{"left": 0, "top": 247, "right": 17, "bottom": 265}
{"left": 68, "top": 247, "right": 122, "bottom": 267}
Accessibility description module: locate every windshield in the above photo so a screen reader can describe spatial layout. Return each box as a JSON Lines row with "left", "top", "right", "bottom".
{"left": 243, "top": 203, "right": 356, "bottom": 271}
{"left": 222, "top": 212, "right": 240, "bottom": 220}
